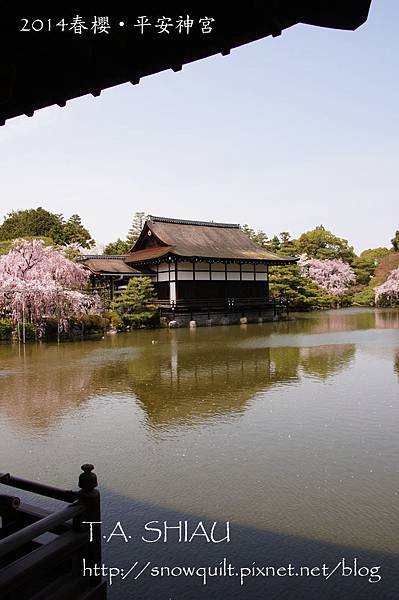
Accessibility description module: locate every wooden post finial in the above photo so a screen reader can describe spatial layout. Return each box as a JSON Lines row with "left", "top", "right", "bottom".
{"left": 79, "top": 464, "right": 98, "bottom": 492}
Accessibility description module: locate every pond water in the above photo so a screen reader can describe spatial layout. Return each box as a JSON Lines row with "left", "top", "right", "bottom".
{"left": 0, "top": 308, "right": 398, "bottom": 599}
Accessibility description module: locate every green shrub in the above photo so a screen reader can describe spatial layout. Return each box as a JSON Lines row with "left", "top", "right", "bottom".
{"left": 352, "top": 286, "right": 375, "bottom": 306}
{"left": 79, "top": 314, "right": 108, "bottom": 332}
{"left": 16, "top": 322, "right": 37, "bottom": 341}
{"left": 337, "top": 291, "right": 356, "bottom": 307}
{"left": 106, "top": 310, "right": 124, "bottom": 330}
{"left": 123, "top": 310, "right": 160, "bottom": 329}
{"left": 0, "top": 319, "right": 13, "bottom": 340}
{"left": 41, "top": 315, "right": 107, "bottom": 338}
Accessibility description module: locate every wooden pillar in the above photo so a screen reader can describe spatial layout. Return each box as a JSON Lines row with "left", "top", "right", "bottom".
{"left": 168, "top": 259, "right": 177, "bottom": 305}
{"left": 175, "top": 260, "right": 178, "bottom": 300}
{"left": 169, "top": 282, "right": 176, "bottom": 303}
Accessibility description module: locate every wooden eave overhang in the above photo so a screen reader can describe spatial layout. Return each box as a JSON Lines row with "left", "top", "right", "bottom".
{"left": 79, "top": 255, "right": 152, "bottom": 276}
{"left": 125, "top": 250, "right": 298, "bottom": 267}
{"left": 124, "top": 245, "right": 175, "bottom": 264}
{"left": 0, "top": 2, "right": 372, "bottom": 126}
{"left": 129, "top": 253, "right": 298, "bottom": 266}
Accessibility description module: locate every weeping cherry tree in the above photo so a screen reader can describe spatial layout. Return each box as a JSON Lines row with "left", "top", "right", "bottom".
{"left": 299, "top": 257, "right": 356, "bottom": 299}
{"left": 0, "top": 239, "right": 103, "bottom": 340}
{"left": 375, "top": 268, "right": 399, "bottom": 306}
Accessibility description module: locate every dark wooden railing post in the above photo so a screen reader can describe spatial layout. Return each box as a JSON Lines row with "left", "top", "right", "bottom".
{"left": 74, "top": 464, "right": 102, "bottom": 588}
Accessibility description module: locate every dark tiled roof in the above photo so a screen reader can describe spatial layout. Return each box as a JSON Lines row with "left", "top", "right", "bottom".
{"left": 79, "top": 254, "right": 128, "bottom": 259}
{"left": 81, "top": 257, "right": 151, "bottom": 275}
{"left": 148, "top": 215, "right": 240, "bottom": 228}
{"left": 128, "top": 217, "right": 297, "bottom": 263}
{"left": 125, "top": 246, "right": 174, "bottom": 263}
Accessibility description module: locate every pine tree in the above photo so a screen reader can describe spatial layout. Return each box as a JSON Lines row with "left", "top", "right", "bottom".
{"left": 277, "top": 232, "right": 297, "bottom": 256}
{"left": 296, "top": 225, "right": 355, "bottom": 263}
{"left": 391, "top": 230, "right": 399, "bottom": 252}
{"left": 111, "top": 277, "right": 159, "bottom": 328}
{"left": 103, "top": 239, "right": 131, "bottom": 255}
{"left": 269, "top": 264, "right": 333, "bottom": 310}
{"left": 126, "top": 212, "right": 146, "bottom": 248}
{"left": 242, "top": 224, "right": 270, "bottom": 248}
{"left": 63, "top": 214, "right": 95, "bottom": 248}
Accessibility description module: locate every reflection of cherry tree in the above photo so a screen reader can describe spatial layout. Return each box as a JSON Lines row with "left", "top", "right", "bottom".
{"left": 0, "top": 239, "right": 102, "bottom": 337}
{"left": 375, "top": 268, "right": 399, "bottom": 306}
{"left": 299, "top": 257, "right": 355, "bottom": 296}
{"left": 374, "top": 310, "right": 399, "bottom": 329}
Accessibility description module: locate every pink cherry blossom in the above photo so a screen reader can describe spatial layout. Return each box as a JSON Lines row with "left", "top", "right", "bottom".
{"left": 375, "top": 267, "right": 399, "bottom": 305}
{"left": 299, "top": 256, "right": 356, "bottom": 296}
{"left": 0, "top": 239, "right": 103, "bottom": 335}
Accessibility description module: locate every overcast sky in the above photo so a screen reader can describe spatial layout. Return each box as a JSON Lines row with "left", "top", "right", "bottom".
{"left": 0, "top": 2, "right": 397, "bottom": 253}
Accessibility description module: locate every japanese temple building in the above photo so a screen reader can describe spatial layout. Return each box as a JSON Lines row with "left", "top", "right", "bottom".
{"left": 81, "top": 216, "right": 298, "bottom": 326}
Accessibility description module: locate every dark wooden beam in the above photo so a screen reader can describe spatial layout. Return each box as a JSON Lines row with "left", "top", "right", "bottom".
{"left": 0, "top": 3, "right": 372, "bottom": 125}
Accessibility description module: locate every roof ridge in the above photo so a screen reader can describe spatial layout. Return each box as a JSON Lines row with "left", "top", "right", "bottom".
{"left": 78, "top": 255, "right": 128, "bottom": 260}
{"left": 148, "top": 215, "right": 240, "bottom": 229}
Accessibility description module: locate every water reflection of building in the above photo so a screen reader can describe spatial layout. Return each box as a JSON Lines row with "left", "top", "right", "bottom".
{"left": 0, "top": 333, "right": 356, "bottom": 430}
{"left": 135, "top": 341, "right": 358, "bottom": 426}
{"left": 298, "top": 345, "right": 356, "bottom": 380}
